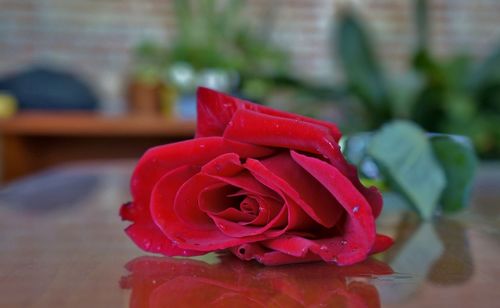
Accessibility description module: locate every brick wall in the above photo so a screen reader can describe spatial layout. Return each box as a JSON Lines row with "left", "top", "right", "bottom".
{"left": 0, "top": 0, "right": 499, "bottom": 100}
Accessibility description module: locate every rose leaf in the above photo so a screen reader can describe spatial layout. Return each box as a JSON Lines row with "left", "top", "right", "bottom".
{"left": 430, "top": 135, "right": 478, "bottom": 213}
{"left": 367, "top": 120, "right": 446, "bottom": 220}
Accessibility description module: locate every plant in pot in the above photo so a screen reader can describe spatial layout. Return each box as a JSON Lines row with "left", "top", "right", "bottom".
{"left": 165, "top": 0, "right": 294, "bottom": 118}
{"left": 127, "top": 41, "right": 170, "bottom": 116}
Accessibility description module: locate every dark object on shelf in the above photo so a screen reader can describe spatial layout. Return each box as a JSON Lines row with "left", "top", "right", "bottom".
{"left": 0, "top": 66, "right": 99, "bottom": 111}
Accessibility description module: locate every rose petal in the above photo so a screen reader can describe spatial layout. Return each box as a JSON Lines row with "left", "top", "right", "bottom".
{"left": 290, "top": 151, "right": 377, "bottom": 265}
{"left": 230, "top": 243, "right": 322, "bottom": 266}
{"left": 244, "top": 158, "right": 323, "bottom": 231}
{"left": 260, "top": 151, "right": 344, "bottom": 228}
{"left": 260, "top": 233, "right": 391, "bottom": 267}
{"left": 201, "top": 153, "right": 279, "bottom": 200}
{"left": 240, "top": 195, "right": 283, "bottom": 226}
{"left": 223, "top": 109, "right": 335, "bottom": 155}
{"left": 120, "top": 200, "right": 202, "bottom": 256}
{"left": 240, "top": 196, "right": 259, "bottom": 215}
{"left": 198, "top": 184, "right": 259, "bottom": 223}
{"left": 222, "top": 109, "right": 383, "bottom": 218}
{"left": 132, "top": 137, "right": 273, "bottom": 216}
{"left": 208, "top": 208, "right": 287, "bottom": 238}
{"left": 262, "top": 235, "right": 315, "bottom": 257}
{"left": 211, "top": 171, "right": 280, "bottom": 201}
{"left": 210, "top": 207, "right": 256, "bottom": 223}
{"left": 174, "top": 152, "right": 290, "bottom": 239}
{"left": 230, "top": 243, "right": 395, "bottom": 268}
{"left": 198, "top": 183, "right": 239, "bottom": 214}
{"left": 207, "top": 193, "right": 287, "bottom": 238}
{"left": 370, "top": 234, "right": 394, "bottom": 254}
{"left": 196, "top": 87, "right": 341, "bottom": 141}
{"left": 174, "top": 173, "right": 222, "bottom": 228}
{"left": 122, "top": 214, "right": 204, "bottom": 257}
{"left": 262, "top": 235, "right": 346, "bottom": 260}
{"left": 151, "top": 165, "right": 272, "bottom": 251}
{"left": 226, "top": 190, "right": 284, "bottom": 225}
{"left": 126, "top": 137, "right": 274, "bottom": 254}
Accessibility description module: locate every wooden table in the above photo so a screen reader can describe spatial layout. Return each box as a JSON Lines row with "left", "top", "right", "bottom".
{"left": 0, "top": 161, "right": 499, "bottom": 307}
{"left": 0, "top": 112, "right": 195, "bottom": 182}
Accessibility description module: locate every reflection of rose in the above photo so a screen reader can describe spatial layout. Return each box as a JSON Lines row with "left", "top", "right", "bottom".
{"left": 120, "top": 255, "right": 393, "bottom": 308}
{"left": 121, "top": 87, "right": 392, "bottom": 265}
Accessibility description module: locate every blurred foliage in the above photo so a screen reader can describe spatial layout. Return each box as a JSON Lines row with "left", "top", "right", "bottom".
{"left": 130, "top": 41, "right": 169, "bottom": 84}
{"left": 337, "top": 0, "right": 486, "bottom": 219}
{"left": 343, "top": 121, "right": 477, "bottom": 220}
{"left": 367, "top": 121, "right": 446, "bottom": 220}
{"left": 430, "top": 135, "right": 478, "bottom": 213}
{"left": 171, "top": 0, "right": 287, "bottom": 76}
{"left": 130, "top": 0, "right": 302, "bottom": 102}
{"left": 334, "top": 0, "right": 500, "bottom": 158}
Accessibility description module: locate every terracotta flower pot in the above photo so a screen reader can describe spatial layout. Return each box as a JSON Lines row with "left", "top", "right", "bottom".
{"left": 127, "top": 81, "right": 162, "bottom": 115}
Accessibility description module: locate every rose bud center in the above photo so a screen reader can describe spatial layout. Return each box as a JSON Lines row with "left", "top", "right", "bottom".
{"left": 239, "top": 197, "right": 259, "bottom": 216}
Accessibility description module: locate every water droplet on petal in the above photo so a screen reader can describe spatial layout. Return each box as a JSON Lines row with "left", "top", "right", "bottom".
{"left": 352, "top": 205, "right": 360, "bottom": 213}
{"left": 217, "top": 223, "right": 226, "bottom": 231}
{"left": 340, "top": 239, "right": 347, "bottom": 245}
{"left": 143, "top": 240, "right": 151, "bottom": 249}
{"left": 199, "top": 144, "right": 205, "bottom": 148}
{"left": 320, "top": 245, "right": 328, "bottom": 251}
{"left": 152, "top": 280, "right": 157, "bottom": 284}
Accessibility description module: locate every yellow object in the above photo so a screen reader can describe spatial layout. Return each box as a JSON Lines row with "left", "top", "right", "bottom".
{"left": 160, "top": 84, "right": 177, "bottom": 118}
{"left": 0, "top": 92, "right": 17, "bottom": 118}
{"left": 360, "top": 178, "right": 389, "bottom": 191}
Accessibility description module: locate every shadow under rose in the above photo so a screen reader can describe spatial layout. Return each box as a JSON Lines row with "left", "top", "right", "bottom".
{"left": 120, "top": 254, "right": 393, "bottom": 308}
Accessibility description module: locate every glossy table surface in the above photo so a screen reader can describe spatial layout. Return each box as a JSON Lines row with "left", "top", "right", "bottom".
{"left": 0, "top": 161, "right": 499, "bottom": 308}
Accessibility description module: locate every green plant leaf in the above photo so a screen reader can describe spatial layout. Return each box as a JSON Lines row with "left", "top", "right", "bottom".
{"left": 367, "top": 121, "right": 446, "bottom": 219}
{"left": 472, "top": 42, "right": 500, "bottom": 116}
{"left": 430, "top": 135, "right": 478, "bottom": 213}
{"left": 470, "top": 42, "right": 500, "bottom": 90}
{"left": 335, "top": 10, "right": 393, "bottom": 128}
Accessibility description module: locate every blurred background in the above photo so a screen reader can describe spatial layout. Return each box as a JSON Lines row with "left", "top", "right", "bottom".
{"left": 0, "top": 0, "right": 499, "bottom": 183}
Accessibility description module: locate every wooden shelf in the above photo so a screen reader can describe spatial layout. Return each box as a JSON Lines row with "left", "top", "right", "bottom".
{"left": 0, "top": 112, "right": 196, "bottom": 137}
{"left": 0, "top": 112, "right": 196, "bottom": 182}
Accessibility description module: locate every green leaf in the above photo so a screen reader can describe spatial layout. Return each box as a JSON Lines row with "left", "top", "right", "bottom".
{"left": 335, "top": 10, "right": 393, "bottom": 127}
{"left": 367, "top": 121, "right": 446, "bottom": 219}
{"left": 472, "top": 43, "right": 500, "bottom": 114}
{"left": 430, "top": 135, "right": 477, "bottom": 213}
{"left": 470, "top": 42, "right": 500, "bottom": 90}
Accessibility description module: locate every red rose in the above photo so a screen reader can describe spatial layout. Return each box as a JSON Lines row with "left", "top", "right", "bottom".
{"left": 121, "top": 255, "right": 393, "bottom": 308}
{"left": 120, "top": 87, "right": 392, "bottom": 266}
